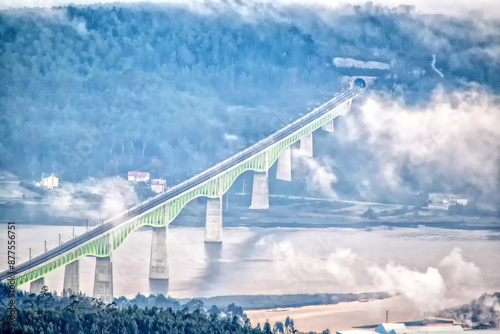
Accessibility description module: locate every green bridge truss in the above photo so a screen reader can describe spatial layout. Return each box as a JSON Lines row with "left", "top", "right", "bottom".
{"left": 16, "top": 100, "right": 351, "bottom": 287}
{"left": 16, "top": 235, "right": 110, "bottom": 286}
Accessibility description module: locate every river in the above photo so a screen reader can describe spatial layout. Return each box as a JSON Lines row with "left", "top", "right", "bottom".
{"left": 1, "top": 223, "right": 499, "bottom": 305}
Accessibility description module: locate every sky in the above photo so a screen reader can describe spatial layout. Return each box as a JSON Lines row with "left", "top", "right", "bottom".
{"left": 1, "top": 0, "right": 499, "bottom": 19}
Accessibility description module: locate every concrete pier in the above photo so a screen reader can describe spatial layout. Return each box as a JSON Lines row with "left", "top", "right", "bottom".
{"left": 150, "top": 205, "right": 170, "bottom": 279}
{"left": 300, "top": 133, "right": 313, "bottom": 157}
{"left": 343, "top": 100, "right": 352, "bottom": 116}
{"left": 276, "top": 146, "right": 292, "bottom": 181}
{"left": 149, "top": 226, "right": 169, "bottom": 279}
{"left": 63, "top": 260, "right": 79, "bottom": 296}
{"left": 30, "top": 277, "right": 45, "bottom": 294}
{"left": 93, "top": 257, "right": 113, "bottom": 304}
{"left": 250, "top": 172, "right": 269, "bottom": 210}
{"left": 205, "top": 197, "right": 223, "bottom": 242}
{"left": 322, "top": 120, "right": 334, "bottom": 133}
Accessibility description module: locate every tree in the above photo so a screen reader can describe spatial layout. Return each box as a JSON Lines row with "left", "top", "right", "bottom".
{"left": 285, "top": 317, "right": 295, "bottom": 332}
{"left": 273, "top": 321, "right": 284, "bottom": 333}
{"left": 209, "top": 305, "right": 220, "bottom": 315}
{"left": 264, "top": 320, "right": 272, "bottom": 334}
{"left": 227, "top": 303, "right": 243, "bottom": 317}
{"left": 244, "top": 317, "right": 252, "bottom": 329}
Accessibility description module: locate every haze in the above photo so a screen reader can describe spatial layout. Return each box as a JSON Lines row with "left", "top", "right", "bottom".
{"left": 2, "top": 0, "right": 500, "bottom": 19}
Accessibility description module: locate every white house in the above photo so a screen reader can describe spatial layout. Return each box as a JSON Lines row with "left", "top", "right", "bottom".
{"left": 41, "top": 173, "right": 59, "bottom": 189}
{"left": 151, "top": 179, "right": 167, "bottom": 193}
{"left": 128, "top": 171, "right": 150, "bottom": 182}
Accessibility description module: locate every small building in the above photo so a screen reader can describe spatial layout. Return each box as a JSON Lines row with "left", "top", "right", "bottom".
{"left": 128, "top": 171, "right": 150, "bottom": 182}
{"left": 408, "top": 326, "right": 463, "bottom": 333}
{"left": 338, "top": 323, "right": 464, "bottom": 334}
{"left": 337, "top": 330, "right": 378, "bottom": 334}
{"left": 375, "top": 323, "right": 408, "bottom": 334}
{"left": 151, "top": 179, "right": 167, "bottom": 193}
{"left": 428, "top": 193, "right": 468, "bottom": 210}
{"left": 341, "top": 324, "right": 464, "bottom": 334}
{"left": 41, "top": 173, "right": 59, "bottom": 189}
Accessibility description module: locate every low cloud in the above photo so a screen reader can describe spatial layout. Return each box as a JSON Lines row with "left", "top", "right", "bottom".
{"left": 368, "top": 264, "right": 446, "bottom": 313}
{"left": 43, "top": 177, "right": 138, "bottom": 221}
{"left": 261, "top": 235, "right": 483, "bottom": 314}
{"left": 1, "top": 0, "right": 499, "bottom": 19}
{"left": 324, "top": 248, "right": 358, "bottom": 284}
{"left": 438, "top": 247, "right": 483, "bottom": 300}
{"left": 342, "top": 85, "right": 500, "bottom": 202}
{"left": 292, "top": 148, "right": 338, "bottom": 199}
{"left": 19, "top": 7, "right": 90, "bottom": 35}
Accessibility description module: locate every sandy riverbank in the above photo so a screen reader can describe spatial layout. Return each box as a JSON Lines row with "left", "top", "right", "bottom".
{"left": 246, "top": 295, "right": 427, "bottom": 333}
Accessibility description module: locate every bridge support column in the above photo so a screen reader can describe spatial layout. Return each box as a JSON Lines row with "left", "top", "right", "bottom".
{"left": 276, "top": 146, "right": 291, "bottom": 181}
{"left": 93, "top": 256, "right": 113, "bottom": 304}
{"left": 150, "top": 211, "right": 169, "bottom": 279}
{"left": 30, "top": 277, "right": 45, "bottom": 294}
{"left": 250, "top": 172, "right": 269, "bottom": 210}
{"left": 322, "top": 120, "right": 334, "bottom": 133}
{"left": 63, "top": 260, "right": 79, "bottom": 296}
{"left": 344, "top": 99, "right": 352, "bottom": 115}
{"left": 300, "top": 133, "right": 313, "bottom": 157}
{"left": 205, "top": 198, "right": 223, "bottom": 242}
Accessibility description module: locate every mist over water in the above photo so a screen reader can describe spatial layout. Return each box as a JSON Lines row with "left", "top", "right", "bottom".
{"left": 2, "top": 223, "right": 499, "bottom": 314}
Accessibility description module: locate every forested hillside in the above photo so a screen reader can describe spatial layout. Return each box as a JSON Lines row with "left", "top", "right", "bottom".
{"left": 437, "top": 292, "right": 500, "bottom": 328}
{"left": 0, "top": 3, "right": 498, "bottom": 200}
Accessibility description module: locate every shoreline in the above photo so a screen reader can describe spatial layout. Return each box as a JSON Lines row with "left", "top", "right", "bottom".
{"left": 245, "top": 295, "right": 424, "bottom": 333}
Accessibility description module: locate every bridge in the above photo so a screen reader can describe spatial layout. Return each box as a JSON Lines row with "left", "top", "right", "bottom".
{"left": 0, "top": 79, "right": 366, "bottom": 303}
